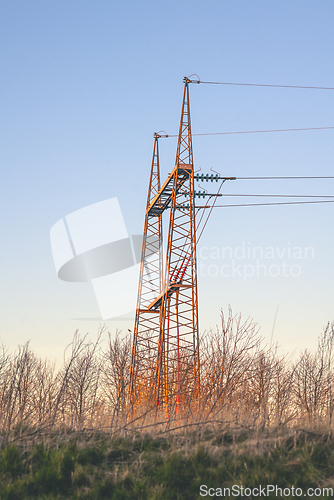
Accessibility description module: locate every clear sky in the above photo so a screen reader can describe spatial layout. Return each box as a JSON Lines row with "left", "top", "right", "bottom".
{"left": 1, "top": 0, "right": 334, "bottom": 362}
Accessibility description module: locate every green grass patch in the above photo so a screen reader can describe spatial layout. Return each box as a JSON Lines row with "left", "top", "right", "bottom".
{"left": 0, "top": 428, "right": 333, "bottom": 499}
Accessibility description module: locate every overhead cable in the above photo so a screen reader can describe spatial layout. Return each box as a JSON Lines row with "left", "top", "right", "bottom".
{"left": 159, "top": 126, "right": 334, "bottom": 138}
{"left": 220, "top": 194, "right": 334, "bottom": 198}
{"left": 236, "top": 176, "right": 334, "bottom": 180}
{"left": 197, "top": 180, "right": 226, "bottom": 243}
{"left": 196, "top": 199, "right": 334, "bottom": 209}
{"left": 189, "top": 80, "right": 334, "bottom": 90}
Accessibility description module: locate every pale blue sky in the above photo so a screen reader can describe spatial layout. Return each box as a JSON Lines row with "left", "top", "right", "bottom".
{"left": 1, "top": 0, "right": 334, "bottom": 361}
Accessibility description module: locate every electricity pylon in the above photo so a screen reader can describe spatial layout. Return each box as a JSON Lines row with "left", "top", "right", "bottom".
{"left": 128, "top": 133, "right": 163, "bottom": 405}
{"left": 129, "top": 78, "right": 200, "bottom": 412}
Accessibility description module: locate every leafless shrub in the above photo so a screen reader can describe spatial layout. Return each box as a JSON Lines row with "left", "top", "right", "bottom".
{"left": 30, "top": 358, "right": 57, "bottom": 427}
{"left": 101, "top": 330, "right": 131, "bottom": 428}
{"left": 0, "top": 343, "right": 38, "bottom": 431}
{"left": 1, "top": 315, "right": 334, "bottom": 437}
{"left": 269, "top": 356, "right": 297, "bottom": 427}
{"left": 293, "top": 321, "right": 334, "bottom": 427}
{"left": 65, "top": 329, "right": 103, "bottom": 430}
{"left": 199, "top": 308, "right": 262, "bottom": 420}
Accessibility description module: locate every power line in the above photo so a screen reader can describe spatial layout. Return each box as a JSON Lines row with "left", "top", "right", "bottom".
{"left": 159, "top": 126, "right": 334, "bottom": 138}
{"left": 189, "top": 79, "right": 334, "bottom": 91}
{"left": 236, "top": 176, "right": 334, "bottom": 180}
{"left": 157, "top": 78, "right": 334, "bottom": 138}
{"left": 195, "top": 175, "right": 334, "bottom": 181}
{"left": 194, "top": 126, "right": 334, "bottom": 136}
{"left": 220, "top": 194, "right": 334, "bottom": 198}
{"left": 197, "top": 179, "right": 226, "bottom": 243}
{"left": 196, "top": 199, "right": 334, "bottom": 209}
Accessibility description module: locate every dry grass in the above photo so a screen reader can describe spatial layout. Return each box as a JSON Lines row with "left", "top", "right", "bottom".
{"left": 1, "top": 425, "right": 334, "bottom": 499}
{"left": 1, "top": 308, "right": 334, "bottom": 442}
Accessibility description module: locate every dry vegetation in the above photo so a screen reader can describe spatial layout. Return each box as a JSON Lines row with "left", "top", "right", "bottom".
{"left": 1, "top": 310, "right": 334, "bottom": 498}
{"left": 1, "top": 308, "right": 334, "bottom": 439}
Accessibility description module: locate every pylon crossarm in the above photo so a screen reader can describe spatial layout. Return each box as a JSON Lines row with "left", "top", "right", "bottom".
{"left": 137, "top": 309, "right": 160, "bottom": 314}
{"left": 148, "top": 165, "right": 192, "bottom": 216}
{"left": 147, "top": 281, "right": 192, "bottom": 311}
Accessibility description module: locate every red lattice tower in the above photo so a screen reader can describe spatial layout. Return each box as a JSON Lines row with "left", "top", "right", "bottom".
{"left": 129, "top": 78, "right": 200, "bottom": 413}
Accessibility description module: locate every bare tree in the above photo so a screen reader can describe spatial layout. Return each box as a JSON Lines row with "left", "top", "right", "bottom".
{"left": 101, "top": 330, "right": 131, "bottom": 427}
{"left": 293, "top": 324, "right": 334, "bottom": 427}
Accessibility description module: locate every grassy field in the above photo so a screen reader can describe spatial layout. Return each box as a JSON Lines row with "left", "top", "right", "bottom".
{"left": 1, "top": 426, "right": 334, "bottom": 499}
{"left": 1, "top": 315, "right": 334, "bottom": 498}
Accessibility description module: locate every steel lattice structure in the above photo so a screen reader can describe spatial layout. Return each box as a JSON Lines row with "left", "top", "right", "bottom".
{"left": 129, "top": 78, "right": 200, "bottom": 413}
{"left": 128, "top": 134, "right": 164, "bottom": 404}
